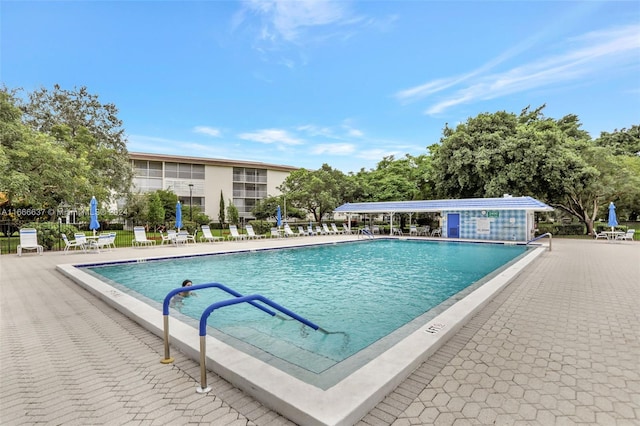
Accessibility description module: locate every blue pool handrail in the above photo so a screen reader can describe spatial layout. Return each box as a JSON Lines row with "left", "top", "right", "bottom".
{"left": 161, "top": 282, "right": 277, "bottom": 364}
{"left": 198, "top": 294, "right": 319, "bottom": 336}
{"left": 526, "top": 232, "right": 552, "bottom": 251}
{"left": 196, "top": 293, "right": 320, "bottom": 393}
{"left": 162, "top": 282, "right": 276, "bottom": 316}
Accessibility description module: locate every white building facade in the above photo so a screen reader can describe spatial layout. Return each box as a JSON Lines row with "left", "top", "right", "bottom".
{"left": 129, "top": 152, "right": 297, "bottom": 221}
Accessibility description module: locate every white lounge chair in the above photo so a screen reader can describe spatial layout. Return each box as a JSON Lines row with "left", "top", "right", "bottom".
{"left": 61, "top": 233, "right": 85, "bottom": 254}
{"left": 270, "top": 227, "right": 282, "bottom": 238}
{"left": 228, "top": 225, "right": 247, "bottom": 241}
{"left": 322, "top": 223, "right": 335, "bottom": 235}
{"left": 246, "top": 225, "right": 265, "bottom": 239}
{"left": 17, "top": 228, "right": 43, "bottom": 256}
{"left": 306, "top": 225, "right": 316, "bottom": 236}
{"left": 431, "top": 228, "right": 441, "bottom": 237}
{"left": 316, "top": 225, "right": 326, "bottom": 235}
{"left": 330, "top": 223, "right": 343, "bottom": 234}
{"left": 297, "top": 226, "right": 309, "bottom": 236}
{"left": 409, "top": 225, "right": 418, "bottom": 236}
{"left": 284, "top": 224, "right": 299, "bottom": 237}
{"left": 594, "top": 230, "right": 609, "bottom": 240}
{"left": 616, "top": 229, "right": 635, "bottom": 241}
{"left": 342, "top": 224, "right": 351, "bottom": 235}
{"left": 132, "top": 226, "right": 155, "bottom": 247}
{"left": 200, "top": 225, "right": 223, "bottom": 243}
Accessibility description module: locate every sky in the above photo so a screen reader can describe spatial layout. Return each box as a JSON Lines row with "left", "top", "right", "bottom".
{"left": 2, "top": 1, "right": 639, "bottom": 173}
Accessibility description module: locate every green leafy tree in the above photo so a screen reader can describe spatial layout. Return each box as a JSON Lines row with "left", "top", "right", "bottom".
{"left": 125, "top": 193, "right": 149, "bottom": 226}
{"left": 16, "top": 84, "right": 132, "bottom": 202}
{"left": 226, "top": 200, "right": 239, "bottom": 226}
{"left": 218, "top": 191, "right": 226, "bottom": 226}
{"left": 430, "top": 105, "right": 636, "bottom": 235}
{"left": 155, "top": 189, "right": 178, "bottom": 222}
{"left": 147, "top": 192, "right": 165, "bottom": 231}
{"left": 358, "top": 154, "right": 434, "bottom": 202}
{"left": 0, "top": 91, "right": 92, "bottom": 211}
{"left": 278, "top": 164, "right": 347, "bottom": 222}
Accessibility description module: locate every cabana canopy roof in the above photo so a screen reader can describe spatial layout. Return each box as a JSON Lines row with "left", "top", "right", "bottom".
{"left": 334, "top": 196, "right": 553, "bottom": 214}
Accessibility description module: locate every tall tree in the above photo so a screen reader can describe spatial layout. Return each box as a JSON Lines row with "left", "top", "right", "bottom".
{"left": 278, "top": 164, "right": 347, "bottom": 222}
{"left": 147, "top": 192, "right": 165, "bottom": 231}
{"left": 17, "top": 85, "right": 132, "bottom": 202}
{"left": 0, "top": 91, "right": 92, "bottom": 210}
{"left": 430, "top": 105, "right": 635, "bottom": 234}
{"left": 226, "top": 200, "right": 239, "bottom": 226}
{"left": 218, "top": 190, "right": 226, "bottom": 226}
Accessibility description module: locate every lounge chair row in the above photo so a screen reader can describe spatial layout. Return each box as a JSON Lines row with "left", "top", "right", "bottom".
{"left": 271, "top": 223, "right": 350, "bottom": 238}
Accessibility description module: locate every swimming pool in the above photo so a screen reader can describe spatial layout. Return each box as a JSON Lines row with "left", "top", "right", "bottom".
{"left": 58, "top": 237, "right": 546, "bottom": 425}
{"left": 82, "top": 239, "right": 527, "bottom": 387}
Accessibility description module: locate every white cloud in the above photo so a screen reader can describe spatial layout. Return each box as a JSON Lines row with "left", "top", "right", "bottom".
{"left": 398, "top": 24, "right": 640, "bottom": 115}
{"left": 193, "top": 126, "right": 222, "bottom": 137}
{"left": 356, "top": 148, "right": 399, "bottom": 161}
{"left": 237, "top": 128, "right": 304, "bottom": 145}
{"left": 242, "top": 0, "right": 351, "bottom": 43}
{"left": 311, "top": 143, "right": 356, "bottom": 155}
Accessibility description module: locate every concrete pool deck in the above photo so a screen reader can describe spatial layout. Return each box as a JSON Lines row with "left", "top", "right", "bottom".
{"left": 1, "top": 236, "right": 639, "bottom": 425}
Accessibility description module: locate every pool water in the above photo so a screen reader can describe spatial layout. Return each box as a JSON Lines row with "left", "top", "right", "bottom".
{"left": 85, "top": 239, "right": 527, "bottom": 381}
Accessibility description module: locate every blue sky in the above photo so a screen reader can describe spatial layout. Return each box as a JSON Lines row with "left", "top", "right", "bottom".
{"left": 2, "top": 1, "right": 639, "bottom": 173}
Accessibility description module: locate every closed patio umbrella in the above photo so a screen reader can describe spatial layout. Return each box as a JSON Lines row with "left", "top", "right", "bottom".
{"left": 175, "top": 201, "right": 183, "bottom": 231}
{"left": 276, "top": 205, "right": 282, "bottom": 227}
{"left": 89, "top": 196, "right": 100, "bottom": 236}
{"left": 608, "top": 202, "right": 618, "bottom": 232}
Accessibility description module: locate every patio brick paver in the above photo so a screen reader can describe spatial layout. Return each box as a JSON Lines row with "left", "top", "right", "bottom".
{"left": 1, "top": 237, "right": 639, "bottom": 425}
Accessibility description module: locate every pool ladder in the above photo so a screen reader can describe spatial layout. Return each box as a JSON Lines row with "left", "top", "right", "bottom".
{"left": 526, "top": 232, "right": 552, "bottom": 251}
{"left": 161, "top": 282, "right": 320, "bottom": 393}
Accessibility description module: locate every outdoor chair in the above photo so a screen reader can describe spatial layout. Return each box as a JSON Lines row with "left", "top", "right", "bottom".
{"left": 132, "top": 226, "right": 155, "bottom": 247}
{"left": 297, "top": 226, "right": 309, "bottom": 236}
{"left": 283, "top": 224, "right": 299, "bottom": 237}
{"left": 17, "top": 228, "right": 43, "bottom": 256}
{"left": 594, "top": 230, "right": 609, "bottom": 240}
{"left": 246, "top": 225, "right": 265, "bottom": 239}
{"left": 409, "top": 225, "right": 418, "bottom": 236}
{"left": 200, "top": 225, "right": 223, "bottom": 243}
{"left": 61, "top": 233, "right": 85, "bottom": 254}
{"left": 228, "top": 225, "right": 247, "bottom": 241}
{"left": 615, "top": 229, "right": 635, "bottom": 241}
{"left": 88, "top": 234, "right": 112, "bottom": 253}
{"left": 341, "top": 224, "right": 352, "bottom": 235}
{"left": 322, "top": 223, "right": 335, "bottom": 235}
{"left": 270, "top": 227, "right": 282, "bottom": 238}
{"left": 431, "top": 228, "right": 442, "bottom": 237}
{"left": 330, "top": 223, "right": 343, "bottom": 234}
{"left": 161, "top": 230, "right": 177, "bottom": 245}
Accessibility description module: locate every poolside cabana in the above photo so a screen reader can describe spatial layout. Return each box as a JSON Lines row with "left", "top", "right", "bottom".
{"left": 334, "top": 195, "right": 553, "bottom": 242}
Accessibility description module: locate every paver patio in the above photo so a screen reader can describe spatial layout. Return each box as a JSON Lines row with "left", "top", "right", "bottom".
{"left": 1, "top": 237, "right": 638, "bottom": 425}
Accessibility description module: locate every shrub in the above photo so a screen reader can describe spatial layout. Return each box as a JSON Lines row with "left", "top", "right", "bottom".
{"left": 248, "top": 220, "right": 271, "bottom": 235}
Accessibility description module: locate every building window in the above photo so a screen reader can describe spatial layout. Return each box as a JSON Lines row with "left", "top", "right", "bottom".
{"left": 233, "top": 167, "right": 268, "bottom": 218}
{"left": 165, "top": 162, "right": 205, "bottom": 180}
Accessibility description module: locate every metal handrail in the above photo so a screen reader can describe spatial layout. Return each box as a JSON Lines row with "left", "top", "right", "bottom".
{"left": 161, "top": 283, "right": 276, "bottom": 364}
{"left": 196, "top": 294, "right": 319, "bottom": 393}
{"left": 527, "top": 232, "right": 552, "bottom": 251}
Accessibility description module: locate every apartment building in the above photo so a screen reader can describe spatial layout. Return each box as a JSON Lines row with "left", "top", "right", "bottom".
{"left": 129, "top": 152, "right": 297, "bottom": 221}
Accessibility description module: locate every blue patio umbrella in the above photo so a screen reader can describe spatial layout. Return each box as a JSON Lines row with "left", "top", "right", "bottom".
{"left": 89, "top": 196, "right": 100, "bottom": 235}
{"left": 608, "top": 202, "right": 618, "bottom": 231}
{"left": 175, "top": 201, "right": 183, "bottom": 230}
{"left": 276, "top": 205, "right": 282, "bottom": 227}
